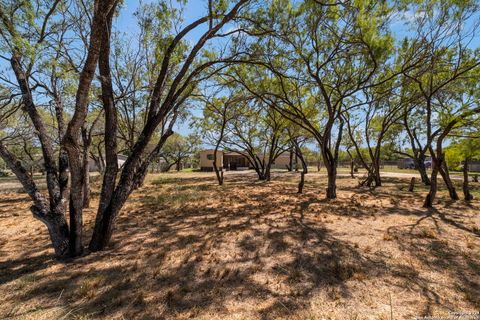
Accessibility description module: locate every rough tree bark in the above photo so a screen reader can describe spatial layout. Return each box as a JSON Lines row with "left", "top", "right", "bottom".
{"left": 438, "top": 161, "right": 459, "bottom": 200}
{"left": 0, "top": 142, "right": 70, "bottom": 257}
{"left": 63, "top": 0, "right": 118, "bottom": 257}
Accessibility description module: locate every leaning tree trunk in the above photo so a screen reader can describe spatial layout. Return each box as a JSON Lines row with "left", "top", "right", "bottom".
{"left": 212, "top": 154, "right": 223, "bottom": 186}
{"left": 0, "top": 142, "right": 70, "bottom": 258}
{"left": 297, "top": 152, "right": 308, "bottom": 194}
{"left": 415, "top": 155, "right": 431, "bottom": 186}
{"left": 438, "top": 160, "right": 459, "bottom": 201}
{"left": 462, "top": 158, "right": 473, "bottom": 201}
{"left": 89, "top": 129, "right": 174, "bottom": 251}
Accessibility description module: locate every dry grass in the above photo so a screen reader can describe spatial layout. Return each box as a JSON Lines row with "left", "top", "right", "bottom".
{"left": 0, "top": 171, "right": 479, "bottom": 320}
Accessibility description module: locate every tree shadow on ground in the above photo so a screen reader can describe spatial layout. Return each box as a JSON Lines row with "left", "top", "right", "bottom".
{"left": 0, "top": 172, "right": 479, "bottom": 319}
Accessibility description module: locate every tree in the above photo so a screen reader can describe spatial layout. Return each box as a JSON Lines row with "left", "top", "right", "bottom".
{"left": 0, "top": 0, "right": 118, "bottom": 257}
{"left": 222, "top": 95, "right": 289, "bottom": 181}
{"left": 0, "top": 0, "right": 252, "bottom": 258}
{"left": 159, "top": 133, "right": 199, "bottom": 172}
{"left": 89, "top": 0, "right": 253, "bottom": 252}
{"left": 343, "top": 81, "right": 405, "bottom": 187}
{"left": 446, "top": 137, "right": 480, "bottom": 201}
{"left": 229, "top": 0, "right": 416, "bottom": 198}
{"left": 395, "top": 0, "right": 480, "bottom": 206}
{"left": 194, "top": 86, "right": 242, "bottom": 185}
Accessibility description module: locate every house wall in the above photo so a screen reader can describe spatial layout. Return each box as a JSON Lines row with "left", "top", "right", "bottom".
{"left": 271, "top": 154, "right": 291, "bottom": 169}
{"left": 469, "top": 162, "right": 480, "bottom": 172}
{"left": 199, "top": 150, "right": 224, "bottom": 171}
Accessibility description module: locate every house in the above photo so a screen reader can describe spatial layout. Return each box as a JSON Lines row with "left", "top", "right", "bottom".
{"left": 397, "top": 157, "right": 432, "bottom": 169}
{"left": 88, "top": 154, "right": 128, "bottom": 172}
{"left": 199, "top": 150, "right": 290, "bottom": 171}
{"left": 466, "top": 160, "right": 480, "bottom": 172}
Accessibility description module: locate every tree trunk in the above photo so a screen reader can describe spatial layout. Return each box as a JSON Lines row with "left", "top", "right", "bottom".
{"left": 298, "top": 171, "right": 305, "bottom": 194}
{"left": 424, "top": 169, "right": 438, "bottom": 208}
{"left": 212, "top": 149, "right": 223, "bottom": 186}
{"left": 321, "top": 144, "right": 337, "bottom": 199}
{"left": 294, "top": 152, "right": 299, "bottom": 172}
{"left": 0, "top": 142, "right": 70, "bottom": 259}
{"left": 346, "top": 148, "right": 354, "bottom": 178}
{"left": 297, "top": 151, "right": 308, "bottom": 193}
{"left": 463, "top": 158, "right": 473, "bottom": 201}
{"left": 373, "top": 158, "right": 381, "bottom": 187}
{"left": 58, "top": 149, "right": 69, "bottom": 199}
{"left": 326, "top": 166, "right": 336, "bottom": 199}
{"left": 294, "top": 144, "right": 308, "bottom": 174}
{"left": 438, "top": 160, "right": 459, "bottom": 201}
{"left": 89, "top": 129, "right": 174, "bottom": 251}
{"left": 81, "top": 128, "right": 92, "bottom": 209}
{"left": 83, "top": 155, "right": 90, "bottom": 208}
{"left": 288, "top": 148, "right": 293, "bottom": 172}
{"left": 415, "top": 155, "right": 431, "bottom": 186}
{"left": 265, "top": 164, "right": 271, "bottom": 181}
{"left": 408, "top": 177, "right": 415, "bottom": 192}
{"left": 424, "top": 157, "right": 440, "bottom": 208}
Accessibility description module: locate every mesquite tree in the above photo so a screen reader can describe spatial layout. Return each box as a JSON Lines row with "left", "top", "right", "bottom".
{"left": 343, "top": 81, "right": 406, "bottom": 187}
{"left": 194, "top": 87, "right": 240, "bottom": 185}
{"left": 158, "top": 133, "right": 199, "bottom": 172}
{"left": 446, "top": 136, "right": 480, "bottom": 201}
{"left": 398, "top": 0, "right": 480, "bottom": 202}
{"left": 230, "top": 0, "right": 418, "bottom": 199}
{"left": 222, "top": 96, "right": 290, "bottom": 181}
{"left": 0, "top": 0, "right": 252, "bottom": 258}
{"left": 0, "top": 0, "right": 118, "bottom": 258}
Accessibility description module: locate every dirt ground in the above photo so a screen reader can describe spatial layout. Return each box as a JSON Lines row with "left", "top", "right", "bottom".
{"left": 0, "top": 171, "right": 479, "bottom": 320}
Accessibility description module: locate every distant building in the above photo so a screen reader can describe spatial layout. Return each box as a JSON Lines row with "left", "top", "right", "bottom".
{"left": 466, "top": 160, "right": 480, "bottom": 172}
{"left": 397, "top": 158, "right": 415, "bottom": 169}
{"left": 397, "top": 157, "right": 432, "bottom": 169}
{"left": 88, "top": 154, "right": 128, "bottom": 172}
{"left": 199, "top": 150, "right": 290, "bottom": 172}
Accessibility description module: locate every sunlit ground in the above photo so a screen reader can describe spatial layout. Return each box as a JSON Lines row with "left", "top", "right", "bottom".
{"left": 0, "top": 171, "right": 479, "bottom": 319}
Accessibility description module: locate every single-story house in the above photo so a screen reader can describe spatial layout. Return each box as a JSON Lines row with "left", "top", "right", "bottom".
{"left": 88, "top": 154, "right": 128, "bottom": 172}
{"left": 465, "top": 160, "right": 480, "bottom": 172}
{"left": 397, "top": 157, "right": 432, "bottom": 169}
{"left": 199, "top": 150, "right": 290, "bottom": 172}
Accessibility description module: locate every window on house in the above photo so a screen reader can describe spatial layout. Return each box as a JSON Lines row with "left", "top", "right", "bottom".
{"left": 207, "top": 154, "right": 214, "bottom": 160}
